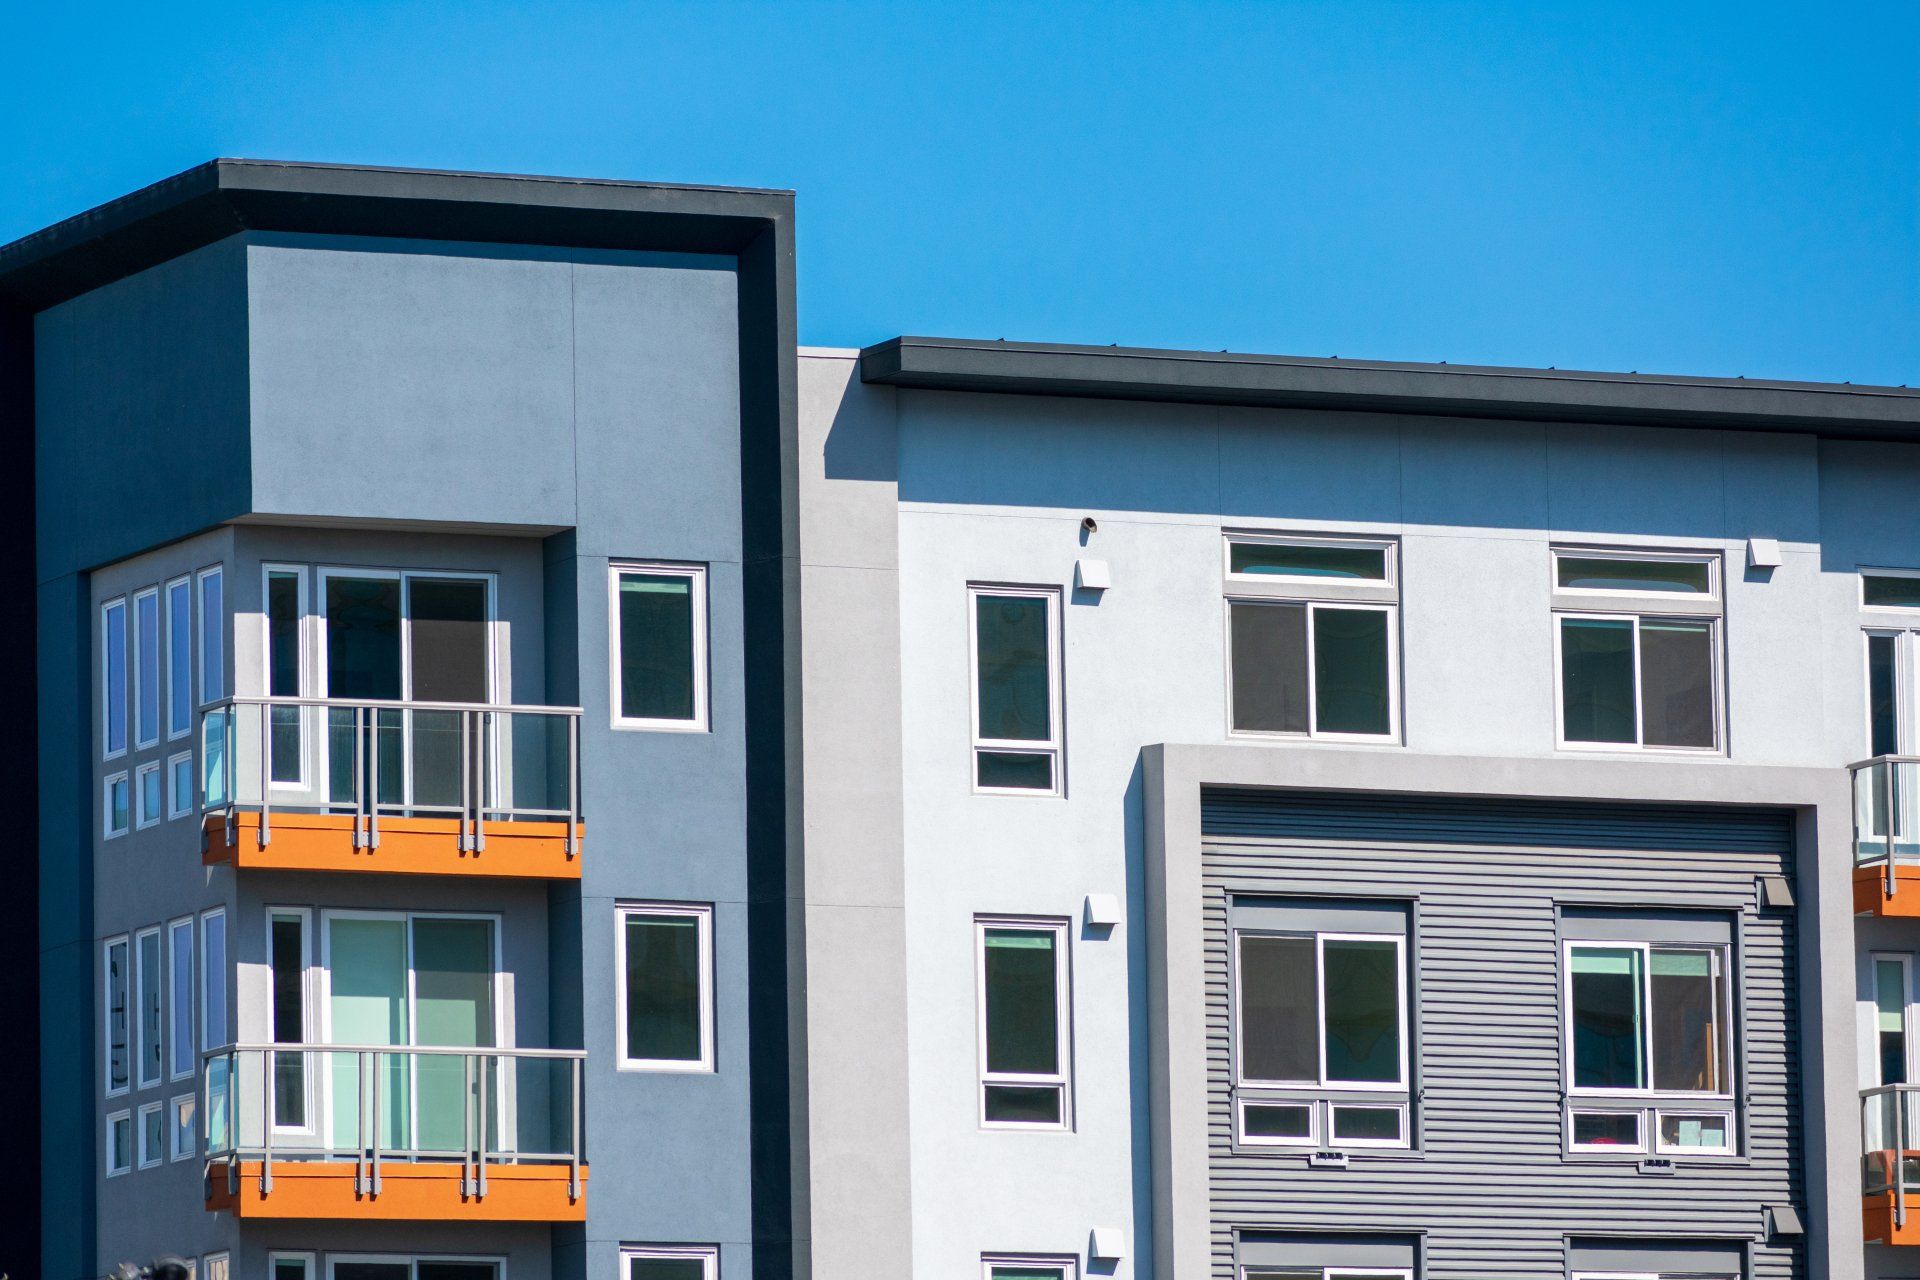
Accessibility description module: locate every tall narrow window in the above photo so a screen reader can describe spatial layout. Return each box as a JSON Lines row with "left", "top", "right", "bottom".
{"left": 611, "top": 563, "right": 709, "bottom": 730}
{"left": 269, "top": 909, "right": 309, "bottom": 1129}
{"left": 136, "top": 927, "right": 162, "bottom": 1089}
{"left": 617, "top": 904, "right": 714, "bottom": 1071}
{"left": 103, "top": 597, "right": 128, "bottom": 758}
{"left": 198, "top": 567, "right": 224, "bottom": 703}
{"left": 201, "top": 909, "right": 227, "bottom": 1051}
{"left": 969, "top": 586, "right": 1064, "bottom": 794}
{"left": 265, "top": 567, "right": 306, "bottom": 785}
{"left": 105, "top": 935, "right": 129, "bottom": 1095}
{"left": 1554, "top": 550, "right": 1721, "bottom": 751}
{"left": 977, "top": 918, "right": 1071, "bottom": 1127}
{"left": 622, "top": 1248, "right": 719, "bottom": 1280}
{"left": 1226, "top": 535, "right": 1398, "bottom": 741}
{"left": 168, "top": 917, "right": 194, "bottom": 1080}
{"left": 167, "top": 576, "right": 192, "bottom": 739}
{"left": 1872, "top": 954, "right": 1914, "bottom": 1153}
{"left": 134, "top": 587, "right": 160, "bottom": 749}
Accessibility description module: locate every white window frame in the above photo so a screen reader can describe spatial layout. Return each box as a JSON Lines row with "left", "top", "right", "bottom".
{"left": 135, "top": 760, "right": 163, "bottom": 830}
{"left": 106, "top": 1109, "right": 132, "bottom": 1177}
{"left": 1863, "top": 566, "right": 1920, "bottom": 611}
{"left": 200, "top": 908, "right": 228, "bottom": 1052}
{"left": 133, "top": 585, "right": 161, "bottom": 749}
{"left": 1235, "top": 1095, "right": 1320, "bottom": 1149}
{"left": 261, "top": 564, "right": 312, "bottom": 790}
{"left": 203, "top": 1254, "right": 229, "bottom": 1280}
{"left": 324, "top": 1255, "right": 502, "bottom": 1280}
{"left": 265, "top": 905, "right": 317, "bottom": 1137}
{"left": 135, "top": 925, "right": 162, "bottom": 1089}
{"left": 103, "top": 596, "right": 129, "bottom": 760}
{"left": 1552, "top": 610, "right": 1724, "bottom": 754}
{"left": 168, "top": 751, "right": 195, "bottom": 820}
{"left": 967, "top": 584, "right": 1065, "bottom": 797}
{"left": 975, "top": 915, "right": 1073, "bottom": 1131}
{"left": 104, "top": 934, "right": 130, "bottom": 1097}
{"left": 1553, "top": 547, "right": 1721, "bottom": 600}
{"left": 137, "top": 1099, "right": 165, "bottom": 1169}
{"left": 166, "top": 575, "right": 193, "bottom": 740}
{"left": 1223, "top": 597, "right": 1402, "bottom": 743}
{"left": 268, "top": 1254, "right": 316, "bottom": 1280}
{"left": 104, "top": 771, "right": 130, "bottom": 839}
{"left": 1241, "top": 1269, "right": 1413, "bottom": 1280}
{"left": 170, "top": 1093, "right": 197, "bottom": 1162}
{"left": 983, "top": 1256, "right": 1078, "bottom": 1280}
{"left": 1223, "top": 531, "right": 1398, "bottom": 587}
{"left": 1561, "top": 937, "right": 1737, "bottom": 1157}
{"left": 197, "top": 566, "right": 225, "bottom": 706}
{"left": 608, "top": 561, "right": 711, "bottom": 733}
{"left": 622, "top": 1246, "right": 719, "bottom": 1279}
{"left": 614, "top": 902, "right": 716, "bottom": 1073}
{"left": 167, "top": 916, "right": 194, "bottom": 1081}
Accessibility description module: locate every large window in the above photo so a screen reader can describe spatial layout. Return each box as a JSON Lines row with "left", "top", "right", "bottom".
{"left": 198, "top": 566, "right": 225, "bottom": 704}
{"left": 105, "top": 935, "right": 129, "bottom": 1096}
{"left": 611, "top": 562, "right": 709, "bottom": 731}
{"left": 264, "top": 565, "right": 308, "bottom": 786}
{"left": 623, "top": 1247, "right": 719, "bottom": 1280}
{"left": 1553, "top": 549, "right": 1721, "bottom": 751}
{"left": 617, "top": 904, "right": 714, "bottom": 1072}
{"left": 1563, "top": 915, "right": 1735, "bottom": 1156}
{"left": 969, "top": 585, "right": 1064, "bottom": 794}
{"left": 1225, "top": 534, "right": 1398, "bottom": 741}
{"left": 323, "top": 1260, "right": 500, "bottom": 1280}
{"left": 1231, "top": 898, "right": 1412, "bottom": 1149}
{"left": 103, "top": 597, "right": 128, "bottom": 759}
{"left": 134, "top": 586, "right": 160, "bottom": 749}
{"left": 269, "top": 908, "right": 312, "bottom": 1131}
{"left": 168, "top": 917, "right": 194, "bottom": 1080}
{"left": 136, "top": 926, "right": 163, "bottom": 1089}
{"left": 167, "top": 575, "right": 193, "bottom": 739}
{"left": 976, "top": 917, "right": 1072, "bottom": 1128}
{"left": 201, "top": 908, "right": 228, "bottom": 1052}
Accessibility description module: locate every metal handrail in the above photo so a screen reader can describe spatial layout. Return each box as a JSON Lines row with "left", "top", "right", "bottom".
{"left": 1849, "top": 756, "right": 1914, "bottom": 896}
{"left": 215, "top": 694, "right": 587, "bottom": 716}
{"left": 202, "top": 1042, "right": 586, "bottom": 1203}
{"left": 1863, "top": 1084, "right": 1920, "bottom": 1230}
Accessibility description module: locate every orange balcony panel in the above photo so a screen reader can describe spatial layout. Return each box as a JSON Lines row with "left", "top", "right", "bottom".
{"left": 203, "top": 812, "right": 582, "bottom": 880}
{"left": 1866, "top": 1189, "right": 1920, "bottom": 1244}
{"left": 206, "top": 1159, "right": 586, "bottom": 1222}
{"left": 1856, "top": 866, "right": 1920, "bottom": 917}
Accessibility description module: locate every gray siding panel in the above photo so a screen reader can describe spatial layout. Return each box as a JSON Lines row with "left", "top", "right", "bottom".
{"left": 1200, "top": 788, "right": 1802, "bottom": 1280}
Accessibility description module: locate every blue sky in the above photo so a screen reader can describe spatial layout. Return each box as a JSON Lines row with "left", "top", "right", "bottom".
{"left": 3, "top": 1, "right": 1914, "bottom": 382}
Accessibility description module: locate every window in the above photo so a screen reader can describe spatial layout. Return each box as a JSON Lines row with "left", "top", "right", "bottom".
{"left": 1566, "top": 1240, "right": 1742, "bottom": 1280}
{"left": 270, "top": 1256, "right": 315, "bottom": 1280}
{"left": 134, "top": 586, "right": 160, "bottom": 748}
{"left": 167, "top": 576, "right": 192, "bottom": 739}
{"left": 137, "top": 1100, "right": 165, "bottom": 1169}
{"left": 1231, "top": 898, "right": 1412, "bottom": 1149}
{"left": 324, "top": 1257, "right": 498, "bottom": 1280}
{"left": 269, "top": 908, "right": 311, "bottom": 1130}
{"left": 1243, "top": 1270, "right": 1410, "bottom": 1280}
{"left": 1865, "top": 570, "right": 1920, "bottom": 610}
{"left": 105, "top": 935, "right": 129, "bottom": 1096}
{"left": 106, "top": 1109, "right": 132, "bottom": 1176}
{"left": 969, "top": 585, "right": 1064, "bottom": 794}
{"left": 622, "top": 1247, "right": 720, "bottom": 1280}
{"left": 264, "top": 565, "right": 308, "bottom": 786}
{"left": 136, "top": 926, "right": 162, "bottom": 1088}
{"left": 617, "top": 904, "right": 714, "bottom": 1071}
{"left": 203, "top": 1255, "right": 229, "bottom": 1280}
{"left": 104, "top": 772, "right": 130, "bottom": 838}
{"left": 1563, "top": 917, "right": 1735, "bottom": 1156}
{"left": 201, "top": 909, "right": 227, "bottom": 1051}
{"left": 1553, "top": 549, "right": 1721, "bottom": 751}
{"left": 198, "top": 566, "right": 224, "bottom": 703}
{"left": 976, "top": 917, "right": 1072, "bottom": 1128}
{"left": 136, "top": 761, "right": 163, "bottom": 829}
{"left": 168, "top": 752, "right": 194, "bottom": 820}
{"left": 167, "top": 917, "right": 193, "bottom": 1080}
{"left": 1226, "top": 534, "right": 1398, "bottom": 741}
{"left": 983, "top": 1258, "right": 1077, "bottom": 1280}
{"left": 103, "top": 597, "right": 128, "bottom": 758}
{"left": 611, "top": 562, "right": 709, "bottom": 730}
{"left": 171, "top": 1094, "right": 197, "bottom": 1161}
{"left": 1236, "top": 1234, "right": 1418, "bottom": 1279}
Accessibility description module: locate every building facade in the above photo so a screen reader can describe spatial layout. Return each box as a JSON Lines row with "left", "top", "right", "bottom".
{"left": 6, "top": 162, "right": 1920, "bottom": 1280}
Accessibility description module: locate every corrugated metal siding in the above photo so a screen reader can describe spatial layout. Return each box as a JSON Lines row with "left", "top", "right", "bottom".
{"left": 1201, "top": 787, "right": 1802, "bottom": 1280}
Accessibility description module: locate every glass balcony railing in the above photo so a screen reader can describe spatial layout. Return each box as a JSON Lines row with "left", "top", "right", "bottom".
{"left": 1852, "top": 757, "right": 1920, "bottom": 908}
{"left": 204, "top": 1042, "right": 586, "bottom": 1206}
{"left": 1864, "top": 1085, "right": 1920, "bottom": 1240}
{"left": 200, "top": 697, "right": 582, "bottom": 864}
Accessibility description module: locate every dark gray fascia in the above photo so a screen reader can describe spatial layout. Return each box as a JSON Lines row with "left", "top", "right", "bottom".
{"left": 861, "top": 335, "right": 1920, "bottom": 440}
{"left": 0, "top": 158, "right": 795, "bottom": 311}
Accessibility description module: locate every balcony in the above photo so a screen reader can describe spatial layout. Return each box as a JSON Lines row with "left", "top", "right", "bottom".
{"left": 200, "top": 697, "right": 583, "bottom": 879}
{"left": 203, "top": 1042, "right": 587, "bottom": 1222}
{"left": 1865, "top": 1086, "right": 1920, "bottom": 1243}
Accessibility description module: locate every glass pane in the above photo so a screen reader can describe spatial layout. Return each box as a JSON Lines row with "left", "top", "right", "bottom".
{"left": 109, "top": 777, "right": 129, "bottom": 832}
{"left": 171, "top": 755, "right": 192, "bottom": 815}
{"left": 104, "top": 603, "right": 127, "bottom": 755}
{"left": 1242, "top": 1102, "right": 1313, "bottom": 1140}
{"left": 619, "top": 572, "right": 697, "bottom": 721}
{"left": 325, "top": 577, "right": 402, "bottom": 699}
{"left": 418, "top": 1263, "right": 500, "bottom": 1280}
{"left": 1330, "top": 1104, "right": 1403, "bottom": 1142}
{"left": 975, "top": 594, "right": 1051, "bottom": 742}
{"left": 414, "top": 918, "right": 496, "bottom": 1153}
{"left": 1561, "top": 618, "right": 1636, "bottom": 744}
{"left": 1650, "top": 947, "right": 1723, "bottom": 1093}
{"left": 169, "top": 922, "right": 193, "bottom": 1077}
{"left": 326, "top": 917, "right": 407, "bottom": 1150}
{"left": 1570, "top": 946, "right": 1645, "bottom": 1089}
{"left": 1879, "top": 959, "right": 1910, "bottom": 1086}
{"left": 107, "top": 940, "right": 128, "bottom": 1091}
{"left": 1229, "top": 602, "right": 1309, "bottom": 733}
{"left": 1557, "top": 556, "right": 1711, "bottom": 593}
{"left": 136, "top": 591, "right": 159, "bottom": 744}
{"left": 202, "top": 914, "right": 227, "bottom": 1049}
{"left": 628, "top": 1262, "right": 708, "bottom": 1280}
{"left": 1323, "top": 938, "right": 1401, "bottom": 1084}
{"left": 1658, "top": 1111, "right": 1730, "bottom": 1150}
{"left": 1871, "top": 634, "right": 1901, "bottom": 758}
{"left": 332, "top": 1266, "right": 411, "bottom": 1280}
{"left": 173, "top": 1096, "right": 195, "bottom": 1156}
{"left": 203, "top": 711, "right": 228, "bottom": 808}
{"left": 140, "top": 767, "right": 163, "bottom": 823}
{"left": 1230, "top": 540, "right": 1388, "bottom": 580}
{"left": 983, "top": 928, "right": 1059, "bottom": 1075}
{"left": 1866, "top": 575, "right": 1920, "bottom": 608}
{"left": 1571, "top": 1109, "right": 1641, "bottom": 1147}
{"left": 1639, "top": 620, "right": 1715, "bottom": 748}
{"left": 625, "top": 914, "right": 704, "bottom": 1062}
{"left": 1237, "top": 934, "right": 1318, "bottom": 1082}
{"left": 989, "top": 1270, "right": 1067, "bottom": 1280}
{"left": 200, "top": 569, "right": 224, "bottom": 702}
{"left": 168, "top": 579, "right": 192, "bottom": 736}
{"left": 138, "top": 931, "right": 161, "bottom": 1085}
{"left": 410, "top": 579, "right": 490, "bottom": 702}
{"left": 270, "top": 916, "right": 306, "bottom": 1126}
{"left": 976, "top": 750, "right": 1055, "bottom": 791}
{"left": 110, "top": 1115, "right": 131, "bottom": 1170}
{"left": 982, "top": 1083, "right": 1063, "bottom": 1124}
{"left": 267, "top": 572, "right": 303, "bottom": 784}
{"left": 272, "top": 1263, "right": 311, "bottom": 1280}
{"left": 143, "top": 1105, "right": 165, "bottom": 1161}
{"left": 1314, "top": 607, "right": 1391, "bottom": 735}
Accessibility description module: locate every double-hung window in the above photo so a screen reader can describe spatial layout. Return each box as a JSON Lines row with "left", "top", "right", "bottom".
{"left": 969, "top": 585, "right": 1064, "bottom": 794}
{"left": 976, "top": 917, "right": 1072, "bottom": 1128}
{"left": 617, "top": 903, "right": 715, "bottom": 1072}
{"left": 1553, "top": 550, "right": 1722, "bottom": 751}
{"left": 1563, "top": 912, "right": 1736, "bottom": 1156}
{"left": 1231, "top": 897, "right": 1412, "bottom": 1149}
{"left": 1225, "top": 534, "right": 1398, "bottom": 741}
{"left": 611, "top": 562, "right": 709, "bottom": 731}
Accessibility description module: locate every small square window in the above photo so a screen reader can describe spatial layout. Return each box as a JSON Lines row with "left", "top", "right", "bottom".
{"left": 622, "top": 1246, "right": 718, "bottom": 1280}
{"left": 105, "top": 772, "right": 130, "bottom": 838}
{"left": 611, "top": 562, "right": 710, "bottom": 731}
{"left": 984, "top": 1257, "right": 1077, "bottom": 1280}
{"left": 136, "top": 762, "right": 163, "bottom": 829}
{"left": 1238, "top": 1099, "right": 1316, "bottom": 1146}
{"left": 168, "top": 753, "right": 195, "bottom": 820}
{"left": 1569, "top": 1107, "right": 1643, "bottom": 1152}
{"left": 106, "top": 1110, "right": 132, "bottom": 1176}
{"left": 138, "top": 1101, "right": 165, "bottom": 1169}
{"left": 170, "top": 1094, "right": 197, "bottom": 1161}
{"left": 268, "top": 1254, "right": 314, "bottom": 1280}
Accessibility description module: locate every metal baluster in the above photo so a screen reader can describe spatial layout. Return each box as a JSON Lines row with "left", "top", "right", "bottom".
{"left": 259, "top": 703, "right": 272, "bottom": 849}
{"left": 354, "top": 706, "right": 367, "bottom": 849}
{"left": 355, "top": 1050, "right": 369, "bottom": 1196}
{"left": 370, "top": 1049, "right": 383, "bottom": 1197}
{"left": 1900, "top": 1084, "right": 1910, "bottom": 1230}
{"left": 369, "top": 710, "right": 382, "bottom": 850}
{"left": 570, "top": 1055, "right": 583, "bottom": 1202}
{"left": 474, "top": 712, "right": 488, "bottom": 853}
{"left": 462, "top": 1052, "right": 475, "bottom": 1196}
{"left": 261, "top": 1048, "right": 273, "bottom": 1196}
{"left": 459, "top": 708, "right": 473, "bottom": 853}
{"left": 1890, "top": 759, "right": 1900, "bottom": 899}
{"left": 567, "top": 715, "right": 580, "bottom": 858}
{"left": 476, "top": 1051, "right": 488, "bottom": 1200}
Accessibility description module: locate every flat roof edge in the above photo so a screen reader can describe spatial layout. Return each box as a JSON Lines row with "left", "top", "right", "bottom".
{"left": 860, "top": 336, "right": 1920, "bottom": 439}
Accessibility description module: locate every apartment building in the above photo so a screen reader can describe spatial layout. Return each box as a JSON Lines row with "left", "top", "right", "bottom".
{"left": 7, "top": 160, "right": 1920, "bottom": 1280}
